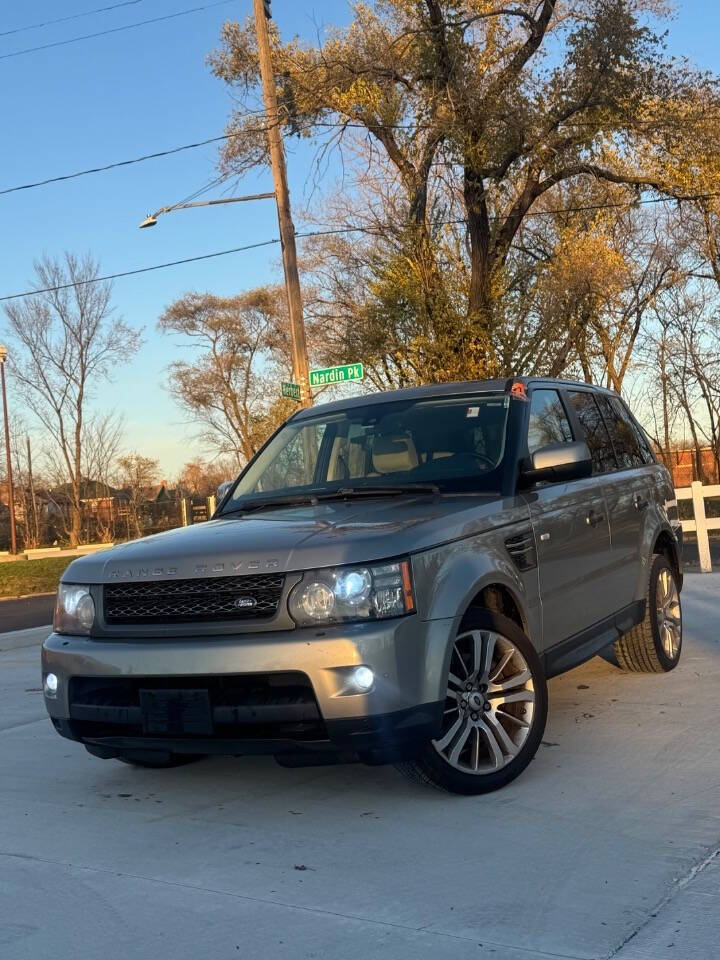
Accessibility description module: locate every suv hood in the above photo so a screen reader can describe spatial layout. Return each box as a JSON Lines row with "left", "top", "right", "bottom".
{"left": 63, "top": 494, "right": 525, "bottom": 584}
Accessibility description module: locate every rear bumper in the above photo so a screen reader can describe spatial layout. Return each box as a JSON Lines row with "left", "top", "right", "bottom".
{"left": 41, "top": 615, "right": 453, "bottom": 762}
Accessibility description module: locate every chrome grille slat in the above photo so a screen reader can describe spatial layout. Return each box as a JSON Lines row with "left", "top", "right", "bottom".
{"left": 103, "top": 574, "right": 285, "bottom": 624}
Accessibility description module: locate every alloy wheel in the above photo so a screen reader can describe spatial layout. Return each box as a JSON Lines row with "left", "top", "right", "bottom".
{"left": 433, "top": 629, "right": 536, "bottom": 775}
{"left": 656, "top": 567, "right": 681, "bottom": 660}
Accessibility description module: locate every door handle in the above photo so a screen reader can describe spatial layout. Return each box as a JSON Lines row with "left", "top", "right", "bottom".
{"left": 586, "top": 509, "right": 605, "bottom": 527}
{"left": 634, "top": 494, "right": 649, "bottom": 511}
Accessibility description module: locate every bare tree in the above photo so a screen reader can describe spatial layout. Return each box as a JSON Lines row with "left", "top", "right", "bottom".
{"left": 158, "top": 287, "right": 304, "bottom": 463}
{"left": 4, "top": 254, "right": 141, "bottom": 545}
{"left": 176, "top": 457, "right": 238, "bottom": 498}
{"left": 116, "top": 452, "right": 160, "bottom": 539}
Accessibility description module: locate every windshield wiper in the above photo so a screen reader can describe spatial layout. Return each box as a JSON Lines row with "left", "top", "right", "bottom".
{"left": 334, "top": 483, "right": 441, "bottom": 497}
{"left": 220, "top": 483, "right": 440, "bottom": 516}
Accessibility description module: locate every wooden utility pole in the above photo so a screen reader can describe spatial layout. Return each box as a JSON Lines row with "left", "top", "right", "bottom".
{"left": 27, "top": 435, "right": 39, "bottom": 546}
{"left": 252, "top": 0, "right": 312, "bottom": 407}
{"left": 0, "top": 354, "right": 17, "bottom": 554}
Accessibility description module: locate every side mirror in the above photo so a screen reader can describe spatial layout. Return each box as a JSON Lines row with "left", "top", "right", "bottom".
{"left": 521, "top": 441, "right": 592, "bottom": 485}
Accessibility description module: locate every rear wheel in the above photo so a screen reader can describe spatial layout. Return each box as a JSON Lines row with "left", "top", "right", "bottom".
{"left": 396, "top": 609, "right": 548, "bottom": 795}
{"left": 614, "top": 553, "right": 682, "bottom": 673}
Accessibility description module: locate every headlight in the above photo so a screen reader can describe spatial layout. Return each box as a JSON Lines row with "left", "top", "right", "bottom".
{"left": 288, "top": 559, "right": 414, "bottom": 626}
{"left": 54, "top": 584, "right": 95, "bottom": 636}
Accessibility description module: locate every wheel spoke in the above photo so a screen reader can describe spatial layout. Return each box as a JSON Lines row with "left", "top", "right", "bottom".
{"left": 448, "top": 719, "right": 474, "bottom": 765}
{"left": 488, "top": 647, "right": 514, "bottom": 683}
{"left": 485, "top": 711, "right": 519, "bottom": 757}
{"left": 434, "top": 714, "right": 464, "bottom": 752}
{"left": 472, "top": 631, "right": 485, "bottom": 677}
{"left": 496, "top": 707, "right": 530, "bottom": 729}
{"left": 452, "top": 646, "right": 469, "bottom": 679}
{"left": 448, "top": 672, "right": 464, "bottom": 691}
{"left": 477, "top": 718, "right": 504, "bottom": 768}
{"left": 490, "top": 689, "right": 535, "bottom": 707}
{"left": 471, "top": 727, "right": 480, "bottom": 771}
{"left": 489, "top": 668, "right": 531, "bottom": 692}
{"left": 482, "top": 632, "right": 497, "bottom": 679}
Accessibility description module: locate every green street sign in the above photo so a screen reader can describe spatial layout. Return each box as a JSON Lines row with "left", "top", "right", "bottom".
{"left": 281, "top": 381, "right": 302, "bottom": 401}
{"left": 309, "top": 363, "right": 364, "bottom": 388}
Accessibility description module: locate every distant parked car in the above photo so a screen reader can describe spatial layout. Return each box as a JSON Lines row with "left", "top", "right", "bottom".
{"left": 43, "top": 378, "right": 682, "bottom": 794}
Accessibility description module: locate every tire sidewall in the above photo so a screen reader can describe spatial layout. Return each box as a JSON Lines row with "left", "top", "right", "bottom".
{"left": 416, "top": 608, "right": 548, "bottom": 795}
{"left": 648, "top": 554, "right": 682, "bottom": 671}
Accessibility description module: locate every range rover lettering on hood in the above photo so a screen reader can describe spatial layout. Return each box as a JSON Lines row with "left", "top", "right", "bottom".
{"left": 108, "top": 558, "right": 281, "bottom": 579}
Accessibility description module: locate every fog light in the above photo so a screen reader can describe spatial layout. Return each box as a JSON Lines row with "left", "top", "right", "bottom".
{"left": 351, "top": 666, "right": 374, "bottom": 693}
{"left": 44, "top": 673, "right": 58, "bottom": 699}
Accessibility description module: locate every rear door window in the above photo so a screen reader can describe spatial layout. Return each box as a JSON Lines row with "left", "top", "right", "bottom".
{"left": 527, "top": 389, "right": 573, "bottom": 454}
{"left": 598, "top": 397, "right": 655, "bottom": 467}
{"left": 595, "top": 396, "right": 648, "bottom": 469}
{"left": 569, "top": 391, "right": 617, "bottom": 474}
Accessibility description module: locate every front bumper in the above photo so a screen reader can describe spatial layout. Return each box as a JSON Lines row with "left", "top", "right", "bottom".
{"left": 41, "top": 615, "right": 453, "bottom": 763}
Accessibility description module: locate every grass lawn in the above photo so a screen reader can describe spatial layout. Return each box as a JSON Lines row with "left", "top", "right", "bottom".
{"left": 0, "top": 557, "right": 74, "bottom": 597}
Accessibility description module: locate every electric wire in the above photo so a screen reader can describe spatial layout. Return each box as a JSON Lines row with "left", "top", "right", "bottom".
{"left": 2, "top": 196, "right": 719, "bottom": 304}
{"left": 0, "top": 0, "right": 236, "bottom": 61}
{"left": 0, "top": 1, "right": 145, "bottom": 37}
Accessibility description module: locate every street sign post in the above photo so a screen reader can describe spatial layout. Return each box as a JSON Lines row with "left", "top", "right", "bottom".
{"left": 281, "top": 381, "right": 302, "bottom": 401}
{"left": 309, "top": 363, "right": 364, "bottom": 388}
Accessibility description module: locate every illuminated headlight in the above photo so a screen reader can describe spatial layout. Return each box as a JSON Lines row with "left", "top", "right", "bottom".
{"left": 288, "top": 559, "right": 414, "bottom": 627}
{"left": 54, "top": 584, "right": 95, "bottom": 636}
{"left": 43, "top": 673, "right": 58, "bottom": 698}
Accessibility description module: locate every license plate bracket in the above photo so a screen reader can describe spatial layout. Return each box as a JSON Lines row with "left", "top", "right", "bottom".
{"left": 140, "top": 689, "right": 213, "bottom": 735}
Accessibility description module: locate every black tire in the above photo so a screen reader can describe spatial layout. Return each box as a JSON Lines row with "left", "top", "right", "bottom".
{"left": 396, "top": 609, "right": 548, "bottom": 795}
{"left": 117, "top": 753, "right": 203, "bottom": 769}
{"left": 614, "top": 553, "right": 682, "bottom": 673}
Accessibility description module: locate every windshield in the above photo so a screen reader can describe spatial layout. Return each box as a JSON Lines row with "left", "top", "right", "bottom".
{"left": 222, "top": 393, "right": 510, "bottom": 511}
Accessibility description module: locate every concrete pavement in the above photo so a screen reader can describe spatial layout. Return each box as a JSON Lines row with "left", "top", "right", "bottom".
{"left": 1, "top": 576, "right": 719, "bottom": 960}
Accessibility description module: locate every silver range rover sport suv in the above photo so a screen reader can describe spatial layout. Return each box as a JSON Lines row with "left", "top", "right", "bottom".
{"left": 42, "top": 378, "right": 683, "bottom": 794}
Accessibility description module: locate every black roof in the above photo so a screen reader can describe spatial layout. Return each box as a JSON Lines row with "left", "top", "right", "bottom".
{"left": 293, "top": 376, "right": 618, "bottom": 420}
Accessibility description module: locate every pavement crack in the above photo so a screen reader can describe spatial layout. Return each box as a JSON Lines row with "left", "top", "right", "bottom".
{"left": 0, "top": 850, "right": 587, "bottom": 959}
{"left": 605, "top": 845, "right": 720, "bottom": 958}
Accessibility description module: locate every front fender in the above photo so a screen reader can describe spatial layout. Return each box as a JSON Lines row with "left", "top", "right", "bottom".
{"left": 411, "top": 529, "right": 541, "bottom": 649}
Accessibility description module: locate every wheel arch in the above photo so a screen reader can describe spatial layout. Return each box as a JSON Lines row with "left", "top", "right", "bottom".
{"left": 653, "top": 527, "right": 683, "bottom": 588}
{"left": 463, "top": 581, "right": 529, "bottom": 636}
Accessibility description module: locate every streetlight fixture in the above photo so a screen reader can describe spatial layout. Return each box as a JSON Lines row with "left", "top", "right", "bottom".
{"left": 0, "top": 346, "right": 17, "bottom": 555}
{"left": 138, "top": 192, "right": 276, "bottom": 229}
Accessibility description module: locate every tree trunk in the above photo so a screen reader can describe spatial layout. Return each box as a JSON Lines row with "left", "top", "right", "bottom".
{"left": 463, "top": 167, "right": 496, "bottom": 375}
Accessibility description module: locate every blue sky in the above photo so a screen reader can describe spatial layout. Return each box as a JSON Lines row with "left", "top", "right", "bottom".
{"left": 1, "top": 1, "right": 718, "bottom": 476}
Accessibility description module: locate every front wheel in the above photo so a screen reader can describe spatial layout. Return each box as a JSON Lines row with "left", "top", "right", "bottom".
{"left": 396, "top": 609, "right": 548, "bottom": 795}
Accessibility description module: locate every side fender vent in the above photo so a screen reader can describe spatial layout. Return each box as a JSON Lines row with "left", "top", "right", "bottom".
{"left": 505, "top": 530, "right": 537, "bottom": 571}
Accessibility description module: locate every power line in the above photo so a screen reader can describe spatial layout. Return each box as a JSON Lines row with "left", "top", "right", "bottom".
{"left": 0, "top": 229, "right": 355, "bottom": 303}
{"left": 5, "top": 108, "right": 720, "bottom": 198}
{"left": 0, "top": 1, "right": 145, "bottom": 37}
{"left": 0, "top": 0, "right": 236, "bottom": 61}
{"left": 0, "top": 135, "right": 233, "bottom": 196}
{"left": 0, "top": 2, "right": 145, "bottom": 38}
{"left": 0, "top": 120, "right": 410, "bottom": 196}
{"left": 2, "top": 192, "right": 719, "bottom": 304}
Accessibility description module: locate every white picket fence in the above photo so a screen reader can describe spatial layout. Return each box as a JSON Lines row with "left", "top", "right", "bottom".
{"left": 676, "top": 481, "right": 720, "bottom": 573}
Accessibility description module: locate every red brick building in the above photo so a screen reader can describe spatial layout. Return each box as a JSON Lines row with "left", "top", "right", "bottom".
{"left": 667, "top": 448, "right": 719, "bottom": 488}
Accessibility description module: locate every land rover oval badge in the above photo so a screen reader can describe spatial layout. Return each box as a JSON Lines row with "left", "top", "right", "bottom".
{"left": 234, "top": 596, "right": 257, "bottom": 609}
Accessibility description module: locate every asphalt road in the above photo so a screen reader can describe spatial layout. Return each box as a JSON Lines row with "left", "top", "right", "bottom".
{"left": 1, "top": 575, "right": 719, "bottom": 960}
{"left": 0, "top": 594, "right": 55, "bottom": 633}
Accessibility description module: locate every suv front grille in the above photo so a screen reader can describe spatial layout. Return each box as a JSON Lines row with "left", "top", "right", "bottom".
{"left": 103, "top": 574, "right": 285, "bottom": 625}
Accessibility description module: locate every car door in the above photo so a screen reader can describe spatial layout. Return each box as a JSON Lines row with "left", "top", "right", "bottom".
{"left": 592, "top": 394, "right": 655, "bottom": 611}
{"left": 523, "top": 388, "right": 614, "bottom": 650}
